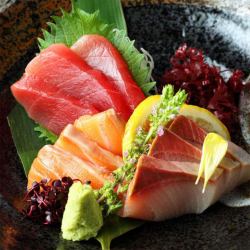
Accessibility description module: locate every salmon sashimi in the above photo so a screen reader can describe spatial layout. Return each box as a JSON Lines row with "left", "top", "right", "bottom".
{"left": 11, "top": 44, "right": 132, "bottom": 135}
{"left": 74, "top": 109, "right": 125, "bottom": 156}
{"left": 71, "top": 35, "right": 145, "bottom": 110}
{"left": 28, "top": 145, "right": 111, "bottom": 189}
{"left": 55, "top": 124, "right": 123, "bottom": 172}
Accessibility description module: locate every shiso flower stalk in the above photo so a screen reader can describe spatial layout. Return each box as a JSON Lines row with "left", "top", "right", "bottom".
{"left": 97, "top": 85, "right": 187, "bottom": 215}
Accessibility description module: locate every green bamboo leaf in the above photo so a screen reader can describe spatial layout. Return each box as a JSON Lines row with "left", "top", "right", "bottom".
{"left": 7, "top": 105, "right": 47, "bottom": 176}
{"left": 96, "top": 216, "right": 143, "bottom": 250}
{"left": 75, "top": 0, "right": 127, "bottom": 32}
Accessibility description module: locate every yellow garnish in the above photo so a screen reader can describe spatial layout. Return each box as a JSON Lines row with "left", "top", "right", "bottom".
{"left": 122, "top": 95, "right": 160, "bottom": 157}
{"left": 196, "top": 132, "right": 228, "bottom": 193}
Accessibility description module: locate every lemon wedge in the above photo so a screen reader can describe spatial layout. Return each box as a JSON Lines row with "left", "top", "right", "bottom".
{"left": 123, "top": 98, "right": 230, "bottom": 161}
{"left": 180, "top": 104, "right": 230, "bottom": 140}
{"left": 122, "top": 95, "right": 160, "bottom": 156}
{"left": 196, "top": 132, "right": 228, "bottom": 192}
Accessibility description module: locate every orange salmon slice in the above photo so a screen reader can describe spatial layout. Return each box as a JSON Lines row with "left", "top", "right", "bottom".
{"left": 28, "top": 145, "right": 110, "bottom": 189}
{"left": 74, "top": 109, "right": 125, "bottom": 156}
{"left": 55, "top": 124, "right": 123, "bottom": 172}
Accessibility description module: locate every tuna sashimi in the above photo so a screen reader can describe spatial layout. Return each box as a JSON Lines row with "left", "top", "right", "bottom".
{"left": 149, "top": 129, "right": 201, "bottom": 162}
{"left": 71, "top": 35, "right": 145, "bottom": 110}
{"left": 55, "top": 124, "right": 123, "bottom": 171}
{"left": 11, "top": 44, "right": 131, "bottom": 134}
{"left": 169, "top": 115, "right": 206, "bottom": 145}
{"left": 121, "top": 154, "right": 250, "bottom": 221}
{"left": 28, "top": 145, "right": 110, "bottom": 189}
{"left": 11, "top": 86, "right": 97, "bottom": 134}
{"left": 74, "top": 109, "right": 125, "bottom": 156}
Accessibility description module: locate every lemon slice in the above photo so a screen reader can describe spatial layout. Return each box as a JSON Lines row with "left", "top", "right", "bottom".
{"left": 122, "top": 95, "right": 160, "bottom": 156}
{"left": 123, "top": 98, "right": 230, "bottom": 159}
{"left": 180, "top": 104, "right": 231, "bottom": 140}
{"left": 196, "top": 132, "right": 228, "bottom": 192}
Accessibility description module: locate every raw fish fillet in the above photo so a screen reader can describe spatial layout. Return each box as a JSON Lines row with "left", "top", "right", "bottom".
{"left": 74, "top": 109, "right": 125, "bottom": 156}
{"left": 149, "top": 129, "right": 201, "bottom": 162}
{"left": 28, "top": 145, "right": 110, "bottom": 189}
{"left": 28, "top": 110, "right": 125, "bottom": 190}
{"left": 10, "top": 85, "right": 96, "bottom": 134}
{"left": 55, "top": 124, "right": 123, "bottom": 172}
{"left": 11, "top": 44, "right": 131, "bottom": 134}
{"left": 122, "top": 117, "right": 250, "bottom": 221}
{"left": 169, "top": 115, "right": 206, "bottom": 145}
{"left": 71, "top": 35, "right": 145, "bottom": 110}
{"left": 121, "top": 155, "right": 244, "bottom": 221}
{"left": 169, "top": 116, "right": 248, "bottom": 172}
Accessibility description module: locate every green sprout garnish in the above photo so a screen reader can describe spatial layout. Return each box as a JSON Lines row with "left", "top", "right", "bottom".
{"left": 96, "top": 85, "right": 187, "bottom": 215}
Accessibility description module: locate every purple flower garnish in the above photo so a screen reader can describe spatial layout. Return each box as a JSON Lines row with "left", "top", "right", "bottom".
{"left": 129, "top": 158, "right": 136, "bottom": 164}
{"left": 157, "top": 125, "right": 164, "bottom": 136}
{"left": 124, "top": 151, "right": 129, "bottom": 158}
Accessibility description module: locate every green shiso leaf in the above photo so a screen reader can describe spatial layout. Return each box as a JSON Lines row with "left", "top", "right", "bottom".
{"left": 34, "top": 125, "right": 58, "bottom": 144}
{"left": 38, "top": 4, "right": 155, "bottom": 95}
{"left": 75, "top": 0, "right": 127, "bottom": 32}
{"left": 7, "top": 105, "right": 47, "bottom": 176}
{"left": 96, "top": 216, "right": 143, "bottom": 250}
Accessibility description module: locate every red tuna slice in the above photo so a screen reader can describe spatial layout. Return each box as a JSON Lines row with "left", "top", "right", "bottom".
{"left": 121, "top": 155, "right": 225, "bottom": 221}
{"left": 26, "top": 44, "right": 132, "bottom": 120}
{"left": 168, "top": 115, "right": 207, "bottom": 145}
{"left": 11, "top": 44, "right": 132, "bottom": 134}
{"left": 11, "top": 85, "right": 96, "bottom": 134}
{"left": 71, "top": 34, "right": 145, "bottom": 110}
{"left": 149, "top": 129, "right": 202, "bottom": 162}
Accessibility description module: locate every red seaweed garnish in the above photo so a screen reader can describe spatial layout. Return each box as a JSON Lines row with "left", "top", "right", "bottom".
{"left": 161, "top": 44, "right": 244, "bottom": 133}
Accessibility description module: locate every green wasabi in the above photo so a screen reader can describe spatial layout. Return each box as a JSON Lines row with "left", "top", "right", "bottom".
{"left": 61, "top": 182, "right": 103, "bottom": 241}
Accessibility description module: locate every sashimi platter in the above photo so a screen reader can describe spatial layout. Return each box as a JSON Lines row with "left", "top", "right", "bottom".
{"left": 2, "top": 1, "right": 250, "bottom": 249}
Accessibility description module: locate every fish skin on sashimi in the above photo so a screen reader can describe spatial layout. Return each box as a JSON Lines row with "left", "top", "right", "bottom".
{"left": 11, "top": 44, "right": 131, "bottom": 134}
{"left": 71, "top": 35, "right": 145, "bottom": 110}
{"left": 28, "top": 145, "right": 110, "bottom": 189}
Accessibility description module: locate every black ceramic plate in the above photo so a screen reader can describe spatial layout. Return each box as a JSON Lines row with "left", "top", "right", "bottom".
{"left": 1, "top": 3, "right": 250, "bottom": 250}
